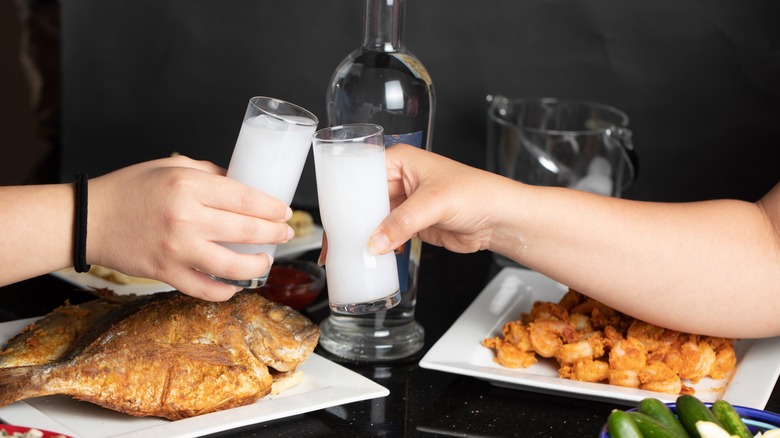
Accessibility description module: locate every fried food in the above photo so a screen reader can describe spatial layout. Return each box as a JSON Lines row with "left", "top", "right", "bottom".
{"left": 0, "top": 291, "right": 319, "bottom": 420}
{"left": 482, "top": 288, "right": 737, "bottom": 395}
{"left": 0, "top": 295, "right": 136, "bottom": 367}
{"left": 482, "top": 321, "right": 537, "bottom": 368}
{"left": 287, "top": 210, "right": 314, "bottom": 236}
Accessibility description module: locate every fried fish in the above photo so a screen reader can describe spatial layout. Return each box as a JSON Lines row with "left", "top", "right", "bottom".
{"left": 0, "top": 291, "right": 320, "bottom": 420}
{"left": 0, "top": 295, "right": 135, "bottom": 367}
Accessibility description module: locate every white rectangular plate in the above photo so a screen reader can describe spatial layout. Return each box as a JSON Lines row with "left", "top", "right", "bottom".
{"left": 50, "top": 226, "right": 324, "bottom": 295}
{"left": 0, "top": 315, "right": 387, "bottom": 438}
{"left": 419, "top": 267, "right": 780, "bottom": 409}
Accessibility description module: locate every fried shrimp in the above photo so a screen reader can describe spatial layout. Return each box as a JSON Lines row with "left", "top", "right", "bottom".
{"left": 560, "top": 359, "right": 610, "bottom": 382}
{"left": 482, "top": 287, "right": 738, "bottom": 396}
{"left": 482, "top": 337, "right": 537, "bottom": 368}
{"left": 609, "top": 337, "right": 647, "bottom": 371}
{"left": 527, "top": 301, "right": 569, "bottom": 323}
{"left": 607, "top": 335, "right": 648, "bottom": 389}
{"left": 663, "top": 336, "right": 716, "bottom": 384}
{"left": 569, "top": 313, "right": 593, "bottom": 333}
{"left": 570, "top": 299, "right": 622, "bottom": 329}
{"left": 528, "top": 320, "right": 579, "bottom": 358}
{"left": 707, "top": 337, "right": 737, "bottom": 380}
{"left": 638, "top": 361, "right": 685, "bottom": 394}
{"left": 626, "top": 320, "right": 668, "bottom": 354}
{"left": 481, "top": 321, "right": 539, "bottom": 368}
{"left": 502, "top": 321, "right": 533, "bottom": 351}
{"left": 609, "top": 369, "right": 641, "bottom": 388}
{"left": 557, "top": 289, "right": 585, "bottom": 311}
{"left": 555, "top": 333, "right": 606, "bottom": 365}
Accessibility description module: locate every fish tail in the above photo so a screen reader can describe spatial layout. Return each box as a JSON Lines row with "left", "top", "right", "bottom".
{"left": 0, "top": 366, "right": 48, "bottom": 406}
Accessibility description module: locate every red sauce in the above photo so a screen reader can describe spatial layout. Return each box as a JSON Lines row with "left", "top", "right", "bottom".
{"left": 260, "top": 265, "right": 321, "bottom": 310}
{"left": 266, "top": 266, "right": 312, "bottom": 287}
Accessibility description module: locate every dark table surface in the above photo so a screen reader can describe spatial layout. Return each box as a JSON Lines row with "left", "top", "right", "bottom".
{"left": 1, "top": 245, "right": 778, "bottom": 437}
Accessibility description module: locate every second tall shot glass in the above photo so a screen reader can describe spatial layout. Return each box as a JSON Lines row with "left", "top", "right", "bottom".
{"left": 216, "top": 96, "right": 318, "bottom": 289}
{"left": 312, "top": 124, "right": 401, "bottom": 314}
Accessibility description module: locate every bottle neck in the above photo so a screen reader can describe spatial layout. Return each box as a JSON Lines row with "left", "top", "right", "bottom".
{"left": 362, "top": 0, "right": 404, "bottom": 52}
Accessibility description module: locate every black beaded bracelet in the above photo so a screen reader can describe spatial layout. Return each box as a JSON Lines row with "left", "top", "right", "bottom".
{"left": 73, "top": 173, "right": 91, "bottom": 273}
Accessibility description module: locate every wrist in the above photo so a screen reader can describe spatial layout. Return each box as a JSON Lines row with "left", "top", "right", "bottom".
{"left": 84, "top": 174, "right": 107, "bottom": 269}
{"left": 484, "top": 177, "right": 533, "bottom": 259}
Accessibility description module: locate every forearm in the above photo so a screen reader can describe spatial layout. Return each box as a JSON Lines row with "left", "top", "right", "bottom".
{"left": 0, "top": 184, "right": 75, "bottom": 285}
{"left": 378, "top": 145, "right": 779, "bottom": 337}
{"left": 491, "top": 184, "right": 780, "bottom": 338}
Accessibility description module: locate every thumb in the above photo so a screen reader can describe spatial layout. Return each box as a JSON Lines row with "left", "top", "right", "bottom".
{"left": 368, "top": 193, "right": 438, "bottom": 255}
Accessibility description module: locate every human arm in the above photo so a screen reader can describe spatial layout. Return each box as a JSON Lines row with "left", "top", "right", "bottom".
{"left": 0, "top": 155, "right": 294, "bottom": 301}
{"left": 369, "top": 144, "right": 780, "bottom": 338}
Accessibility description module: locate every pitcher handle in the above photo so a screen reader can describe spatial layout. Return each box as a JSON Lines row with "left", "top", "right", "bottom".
{"left": 608, "top": 127, "right": 639, "bottom": 192}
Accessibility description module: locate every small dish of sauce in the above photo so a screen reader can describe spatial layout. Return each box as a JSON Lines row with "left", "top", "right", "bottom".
{"left": 260, "top": 260, "right": 325, "bottom": 310}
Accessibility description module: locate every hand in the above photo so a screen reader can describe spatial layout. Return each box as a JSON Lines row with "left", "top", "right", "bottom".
{"left": 367, "top": 144, "right": 510, "bottom": 256}
{"left": 87, "top": 155, "right": 294, "bottom": 301}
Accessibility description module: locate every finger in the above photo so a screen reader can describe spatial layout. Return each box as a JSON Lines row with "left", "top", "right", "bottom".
{"left": 147, "top": 155, "right": 228, "bottom": 176}
{"left": 164, "top": 269, "right": 243, "bottom": 302}
{"left": 196, "top": 174, "right": 292, "bottom": 221}
{"left": 385, "top": 144, "right": 422, "bottom": 211}
{"left": 189, "top": 241, "right": 275, "bottom": 283}
{"left": 172, "top": 157, "right": 226, "bottom": 175}
{"left": 368, "top": 191, "right": 440, "bottom": 255}
{"left": 196, "top": 206, "right": 294, "bottom": 245}
{"left": 317, "top": 232, "right": 328, "bottom": 266}
{"left": 387, "top": 180, "right": 409, "bottom": 211}
{"left": 145, "top": 167, "right": 291, "bottom": 223}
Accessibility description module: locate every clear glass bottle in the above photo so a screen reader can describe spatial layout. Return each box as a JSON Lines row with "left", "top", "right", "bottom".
{"left": 319, "top": 0, "right": 435, "bottom": 362}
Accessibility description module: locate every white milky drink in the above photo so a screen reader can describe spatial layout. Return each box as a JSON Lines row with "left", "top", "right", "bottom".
{"left": 210, "top": 97, "right": 318, "bottom": 290}
{"left": 222, "top": 114, "right": 316, "bottom": 257}
{"left": 314, "top": 141, "right": 400, "bottom": 311}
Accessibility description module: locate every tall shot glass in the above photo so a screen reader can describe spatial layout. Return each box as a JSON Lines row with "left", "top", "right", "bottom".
{"left": 312, "top": 124, "right": 401, "bottom": 314}
{"left": 214, "top": 96, "right": 318, "bottom": 289}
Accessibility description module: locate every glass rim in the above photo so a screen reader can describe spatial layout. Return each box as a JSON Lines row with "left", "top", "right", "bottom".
{"left": 488, "top": 96, "right": 630, "bottom": 135}
{"left": 248, "top": 96, "right": 319, "bottom": 127}
{"left": 313, "top": 123, "right": 384, "bottom": 143}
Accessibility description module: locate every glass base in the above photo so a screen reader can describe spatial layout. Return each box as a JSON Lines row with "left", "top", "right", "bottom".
{"left": 209, "top": 274, "right": 267, "bottom": 289}
{"left": 318, "top": 313, "right": 425, "bottom": 362}
{"left": 329, "top": 290, "right": 401, "bottom": 315}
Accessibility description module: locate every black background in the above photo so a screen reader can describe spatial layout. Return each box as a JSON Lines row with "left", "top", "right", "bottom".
{"left": 62, "top": 0, "right": 780, "bottom": 208}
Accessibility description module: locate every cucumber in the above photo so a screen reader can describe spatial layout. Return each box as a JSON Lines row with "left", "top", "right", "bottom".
{"left": 629, "top": 411, "right": 689, "bottom": 438}
{"left": 608, "top": 409, "right": 643, "bottom": 438}
{"left": 676, "top": 395, "right": 723, "bottom": 438}
{"left": 638, "top": 398, "right": 691, "bottom": 438}
{"left": 711, "top": 400, "right": 752, "bottom": 438}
